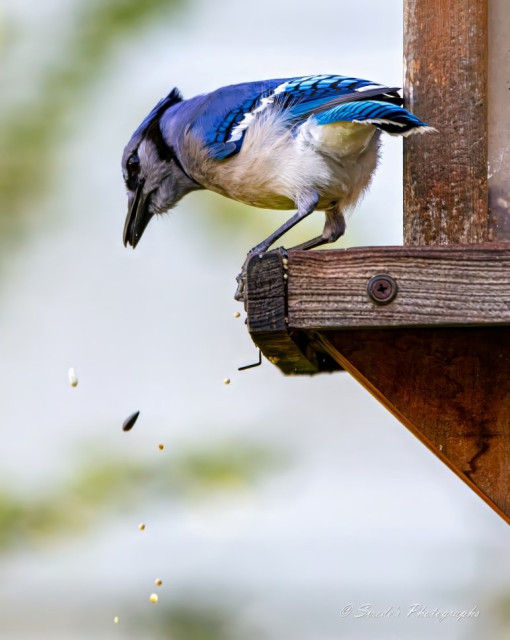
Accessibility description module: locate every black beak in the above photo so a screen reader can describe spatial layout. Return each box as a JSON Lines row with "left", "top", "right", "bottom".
{"left": 123, "top": 179, "right": 154, "bottom": 248}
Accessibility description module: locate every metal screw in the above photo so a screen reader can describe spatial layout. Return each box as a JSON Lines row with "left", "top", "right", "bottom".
{"left": 367, "top": 274, "right": 398, "bottom": 304}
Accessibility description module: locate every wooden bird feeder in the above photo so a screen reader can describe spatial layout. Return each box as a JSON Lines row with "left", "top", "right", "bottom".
{"left": 241, "top": 0, "right": 510, "bottom": 523}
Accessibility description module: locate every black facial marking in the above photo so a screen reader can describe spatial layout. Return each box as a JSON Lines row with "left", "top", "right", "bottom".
{"left": 144, "top": 119, "right": 199, "bottom": 185}
{"left": 145, "top": 120, "right": 176, "bottom": 163}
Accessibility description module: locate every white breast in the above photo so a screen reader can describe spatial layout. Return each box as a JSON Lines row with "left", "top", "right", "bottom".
{"left": 186, "top": 110, "right": 382, "bottom": 212}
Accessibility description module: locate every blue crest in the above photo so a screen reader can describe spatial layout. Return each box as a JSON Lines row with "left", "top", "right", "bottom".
{"left": 133, "top": 87, "right": 183, "bottom": 138}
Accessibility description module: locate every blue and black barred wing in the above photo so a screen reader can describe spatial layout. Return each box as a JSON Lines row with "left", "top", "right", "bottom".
{"left": 277, "top": 74, "right": 402, "bottom": 118}
{"left": 205, "top": 75, "right": 404, "bottom": 160}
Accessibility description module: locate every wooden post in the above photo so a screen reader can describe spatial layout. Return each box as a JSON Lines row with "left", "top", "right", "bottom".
{"left": 403, "top": 0, "right": 488, "bottom": 244}
{"left": 488, "top": 0, "right": 510, "bottom": 240}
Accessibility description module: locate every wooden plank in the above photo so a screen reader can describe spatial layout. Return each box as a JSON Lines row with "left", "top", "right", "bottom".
{"left": 287, "top": 246, "right": 510, "bottom": 329}
{"left": 315, "top": 327, "right": 510, "bottom": 524}
{"left": 245, "top": 251, "right": 287, "bottom": 333}
{"left": 488, "top": 0, "right": 510, "bottom": 241}
{"left": 245, "top": 252, "right": 321, "bottom": 374}
{"left": 404, "top": 0, "right": 488, "bottom": 244}
{"left": 245, "top": 252, "right": 342, "bottom": 374}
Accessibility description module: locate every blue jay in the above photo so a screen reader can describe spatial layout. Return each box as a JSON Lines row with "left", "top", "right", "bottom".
{"left": 122, "top": 75, "right": 431, "bottom": 295}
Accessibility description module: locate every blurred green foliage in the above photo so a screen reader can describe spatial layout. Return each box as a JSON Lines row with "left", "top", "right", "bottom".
{"left": 172, "top": 440, "right": 280, "bottom": 494}
{"left": 142, "top": 604, "right": 242, "bottom": 640}
{"left": 0, "top": 0, "right": 186, "bottom": 240}
{"left": 0, "top": 439, "right": 283, "bottom": 552}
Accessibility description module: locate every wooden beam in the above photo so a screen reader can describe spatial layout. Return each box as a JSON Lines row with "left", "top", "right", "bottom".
{"left": 404, "top": 0, "right": 488, "bottom": 244}
{"left": 246, "top": 251, "right": 341, "bottom": 375}
{"left": 287, "top": 246, "right": 510, "bottom": 329}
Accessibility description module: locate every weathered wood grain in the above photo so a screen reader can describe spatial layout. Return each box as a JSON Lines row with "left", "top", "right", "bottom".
{"left": 488, "top": 0, "right": 510, "bottom": 241}
{"left": 246, "top": 252, "right": 326, "bottom": 374}
{"left": 316, "top": 327, "right": 510, "bottom": 524}
{"left": 404, "top": 0, "right": 488, "bottom": 244}
{"left": 245, "top": 251, "right": 287, "bottom": 333}
{"left": 287, "top": 246, "right": 510, "bottom": 329}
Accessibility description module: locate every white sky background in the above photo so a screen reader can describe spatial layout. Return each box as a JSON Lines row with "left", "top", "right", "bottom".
{"left": 0, "top": 0, "right": 509, "bottom": 638}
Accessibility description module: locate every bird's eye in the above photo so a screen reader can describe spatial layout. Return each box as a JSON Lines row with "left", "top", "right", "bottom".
{"left": 126, "top": 153, "right": 140, "bottom": 189}
{"left": 127, "top": 153, "right": 140, "bottom": 175}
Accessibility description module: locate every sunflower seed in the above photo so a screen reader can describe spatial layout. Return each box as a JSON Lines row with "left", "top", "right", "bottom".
{"left": 122, "top": 411, "right": 140, "bottom": 431}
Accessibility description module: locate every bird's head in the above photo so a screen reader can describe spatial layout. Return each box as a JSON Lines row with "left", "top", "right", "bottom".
{"left": 122, "top": 88, "right": 200, "bottom": 248}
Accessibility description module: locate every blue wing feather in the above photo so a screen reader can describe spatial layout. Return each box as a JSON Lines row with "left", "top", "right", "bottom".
{"left": 197, "top": 75, "right": 420, "bottom": 160}
{"left": 199, "top": 82, "right": 284, "bottom": 158}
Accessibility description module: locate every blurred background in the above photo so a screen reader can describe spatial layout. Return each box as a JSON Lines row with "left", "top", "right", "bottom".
{"left": 1, "top": 0, "right": 510, "bottom": 638}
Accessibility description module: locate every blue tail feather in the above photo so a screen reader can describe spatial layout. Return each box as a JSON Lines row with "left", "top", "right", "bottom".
{"left": 314, "top": 100, "right": 430, "bottom": 134}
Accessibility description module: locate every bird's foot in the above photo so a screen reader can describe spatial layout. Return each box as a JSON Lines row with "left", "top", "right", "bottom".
{"left": 234, "top": 247, "right": 289, "bottom": 302}
{"left": 234, "top": 271, "right": 246, "bottom": 302}
{"left": 273, "top": 246, "right": 289, "bottom": 260}
{"left": 234, "top": 249, "right": 261, "bottom": 302}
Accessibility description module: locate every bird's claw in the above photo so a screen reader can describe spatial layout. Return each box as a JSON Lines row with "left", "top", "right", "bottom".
{"left": 234, "top": 270, "right": 246, "bottom": 302}
{"left": 234, "top": 250, "right": 258, "bottom": 302}
{"left": 273, "top": 246, "right": 289, "bottom": 261}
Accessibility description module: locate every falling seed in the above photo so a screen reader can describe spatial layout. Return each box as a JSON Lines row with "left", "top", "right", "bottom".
{"left": 138, "top": 522, "right": 146, "bottom": 531}
{"left": 155, "top": 578, "right": 163, "bottom": 587}
{"left": 233, "top": 311, "right": 241, "bottom": 318}
{"left": 158, "top": 443, "right": 164, "bottom": 450}
{"left": 113, "top": 616, "right": 119, "bottom": 624}
{"left": 68, "top": 368, "right": 78, "bottom": 387}
{"left": 122, "top": 411, "right": 140, "bottom": 432}
{"left": 150, "top": 593, "right": 158, "bottom": 603}
{"left": 223, "top": 378, "right": 230, "bottom": 385}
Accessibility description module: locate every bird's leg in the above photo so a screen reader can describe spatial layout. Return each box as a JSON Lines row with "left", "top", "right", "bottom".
{"left": 288, "top": 205, "right": 346, "bottom": 251}
{"left": 235, "top": 192, "right": 319, "bottom": 301}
